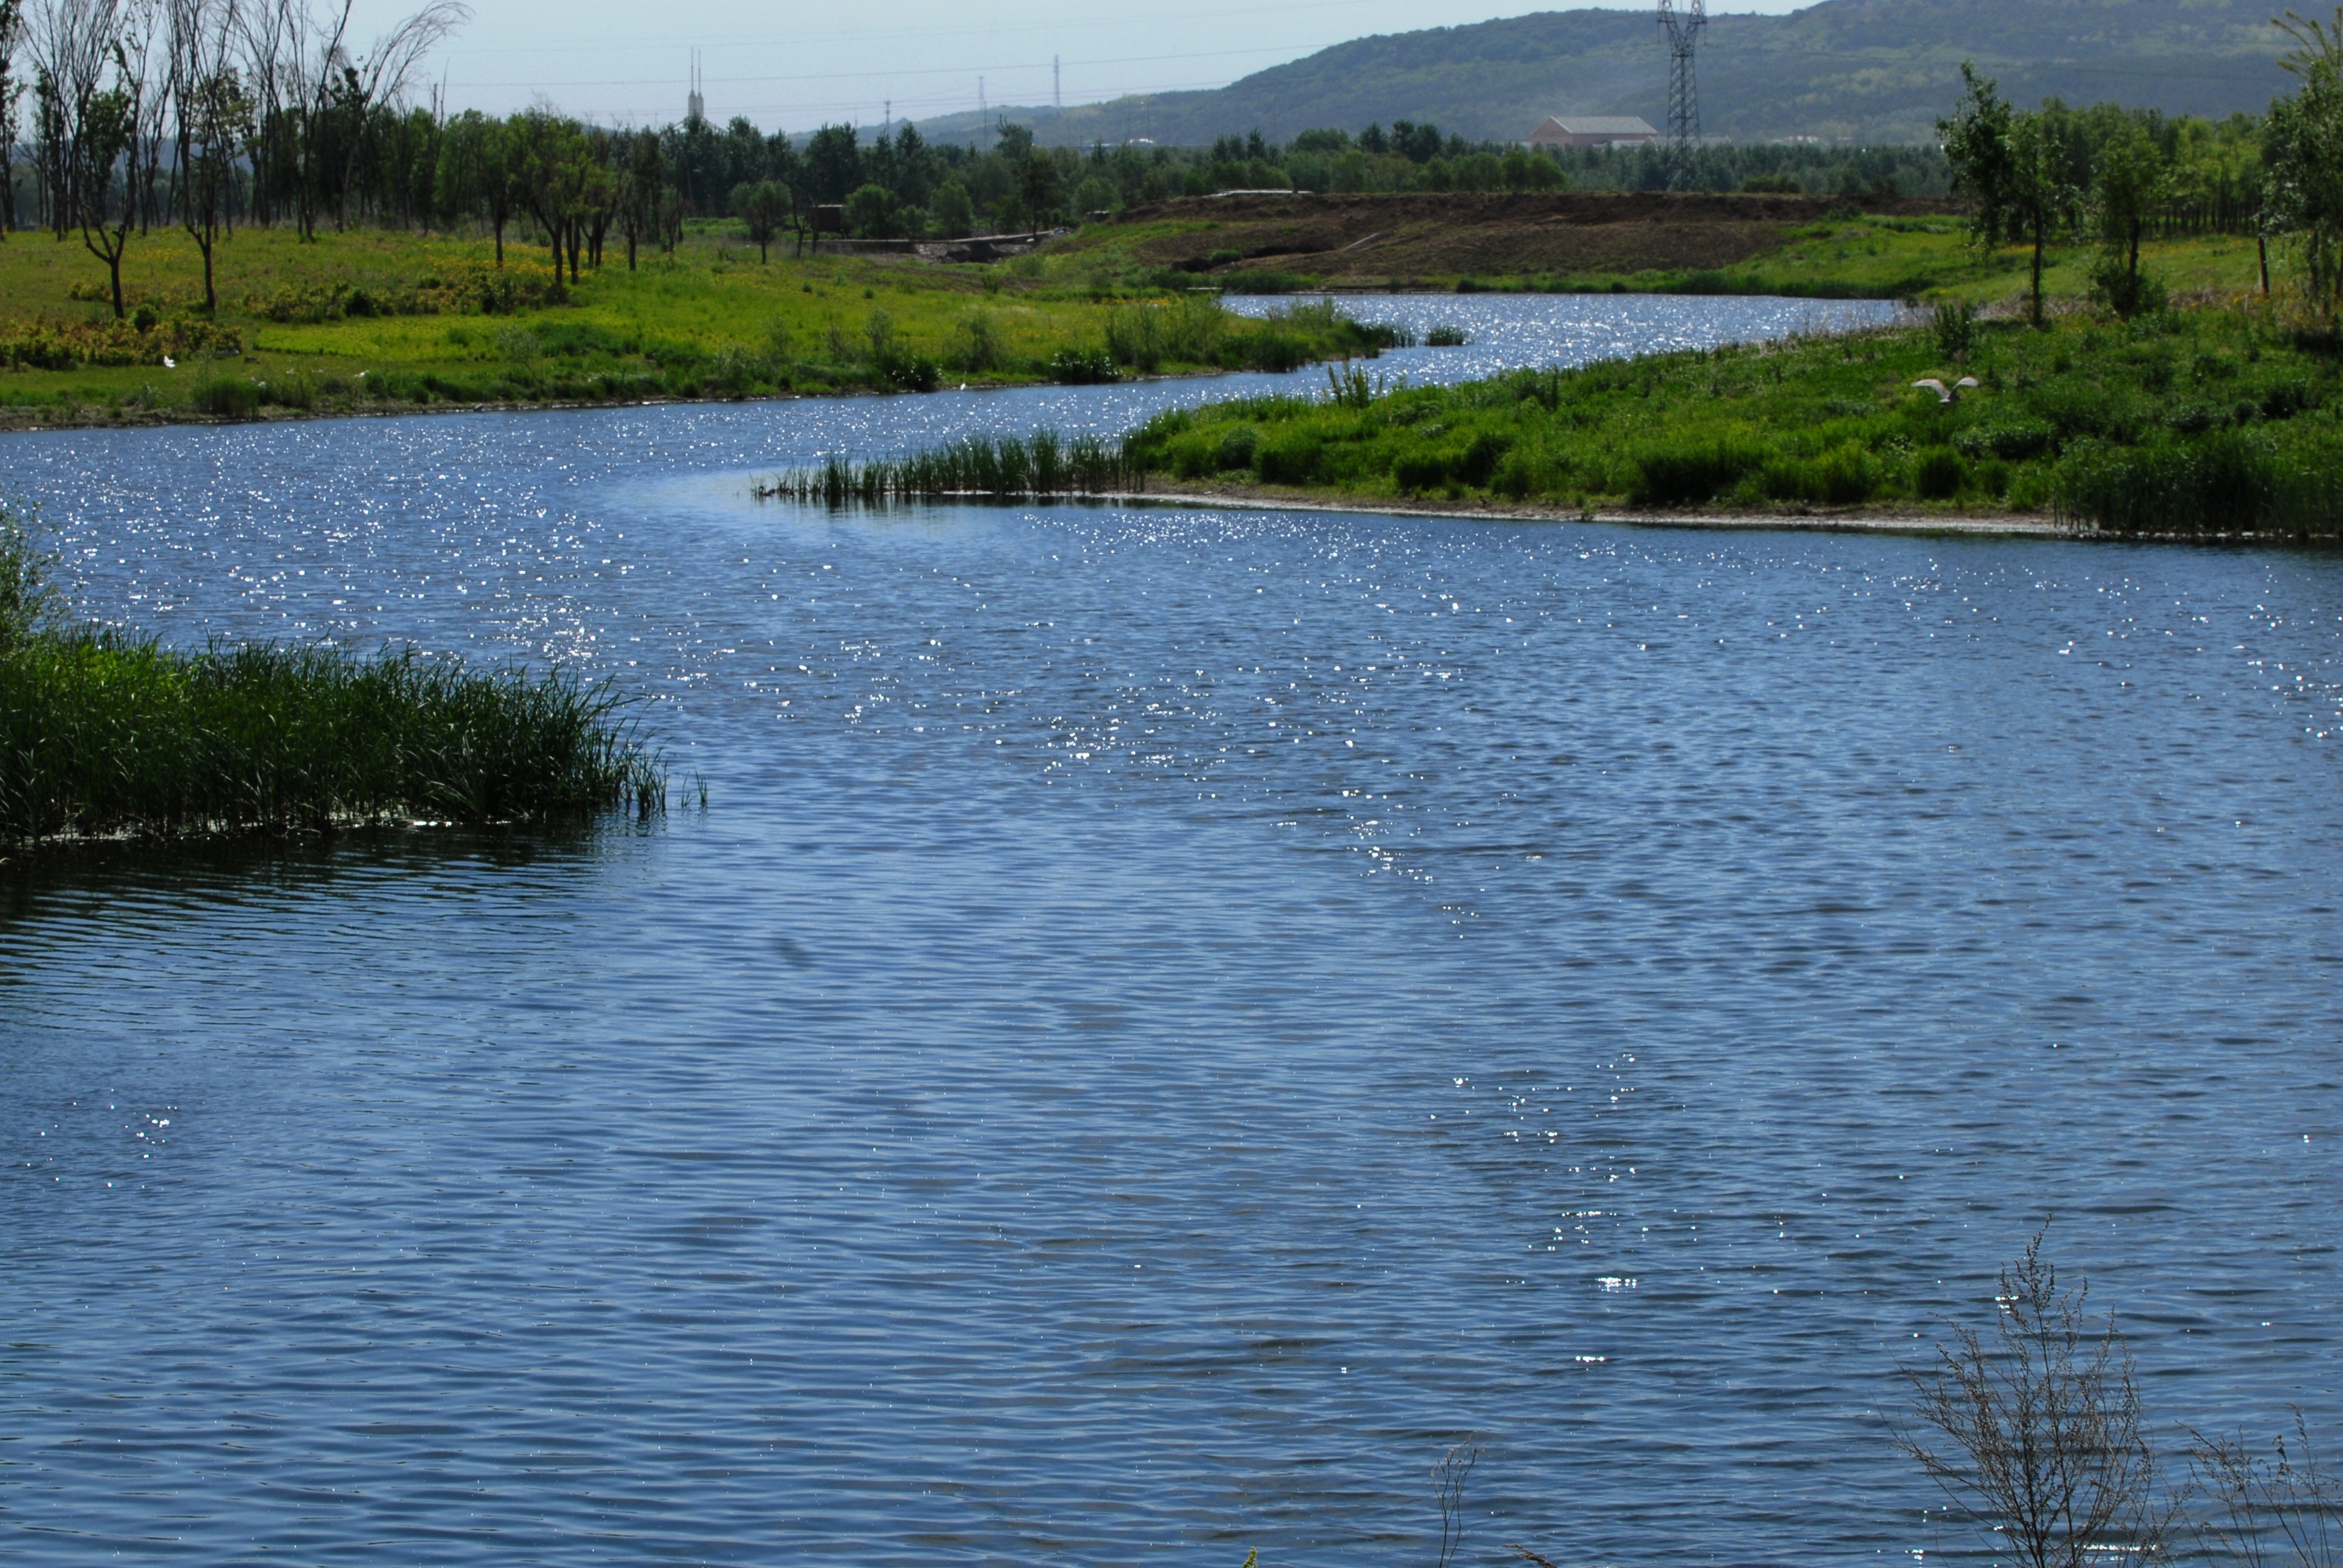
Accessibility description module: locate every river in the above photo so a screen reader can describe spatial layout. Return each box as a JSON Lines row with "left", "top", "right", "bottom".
{"left": 2, "top": 294, "right": 2339, "bottom": 1567}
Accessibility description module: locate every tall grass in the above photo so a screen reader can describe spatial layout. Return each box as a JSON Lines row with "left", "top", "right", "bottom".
{"left": 0, "top": 507, "right": 664, "bottom": 845}
{"left": 2054, "top": 429, "right": 2343, "bottom": 537}
{"left": 754, "top": 430, "right": 1139, "bottom": 505}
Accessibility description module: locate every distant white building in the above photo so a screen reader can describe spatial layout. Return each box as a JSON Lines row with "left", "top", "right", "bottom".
{"left": 1529, "top": 115, "right": 1660, "bottom": 149}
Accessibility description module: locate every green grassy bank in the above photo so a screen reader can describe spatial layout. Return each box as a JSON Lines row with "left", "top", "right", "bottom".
{"left": 772, "top": 303, "right": 2343, "bottom": 538}
{"left": 0, "top": 226, "right": 1401, "bottom": 426}
{"left": 0, "top": 514, "right": 663, "bottom": 846}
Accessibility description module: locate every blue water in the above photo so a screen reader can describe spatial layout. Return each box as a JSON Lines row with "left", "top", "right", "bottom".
{"left": 3, "top": 295, "right": 2340, "bottom": 1567}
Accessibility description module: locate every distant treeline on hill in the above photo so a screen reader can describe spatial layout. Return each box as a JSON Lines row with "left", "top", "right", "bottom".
{"left": 911, "top": 0, "right": 2299, "bottom": 148}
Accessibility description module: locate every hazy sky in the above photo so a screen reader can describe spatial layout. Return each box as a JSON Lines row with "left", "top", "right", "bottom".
{"left": 365, "top": 0, "right": 1818, "bottom": 131}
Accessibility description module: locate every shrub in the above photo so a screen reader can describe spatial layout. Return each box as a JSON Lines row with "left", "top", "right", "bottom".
{"left": 1455, "top": 430, "right": 1511, "bottom": 487}
{"left": 1632, "top": 442, "right": 1762, "bottom": 506}
{"left": 1047, "top": 347, "right": 1118, "bottom": 384}
{"left": 1214, "top": 425, "right": 1259, "bottom": 470}
{"left": 880, "top": 354, "right": 942, "bottom": 393}
{"left": 1255, "top": 432, "right": 1323, "bottom": 484}
{"left": 1932, "top": 301, "right": 1977, "bottom": 359}
{"left": 1240, "top": 332, "right": 1308, "bottom": 373}
{"left": 1815, "top": 443, "right": 1878, "bottom": 504}
{"left": 1955, "top": 419, "right": 2057, "bottom": 462}
{"left": 190, "top": 376, "right": 261, "bottom": 419}
{"left": 2053, "top": 429, "right": 2307, "bottom": 534}
{"left": 950, "top": 310, "right": 1004, "bottom": 373}
{"left": 1915, "top": 447, "right": 1966, "bottom": 500}
{"left": 1898, "top": 1227, "right": 2173, "bottom": 1568}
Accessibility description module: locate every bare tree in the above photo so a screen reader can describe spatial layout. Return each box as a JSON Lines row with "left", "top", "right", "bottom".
{"left": 1897, "top": 1225, "right": 2174, "bottom": 1568}
{"left": 1, "top": 0, "right": 25, "bottom": 237}
{"left": 2191, "top": 1412, "right": 2341, "bottom": 1568}
{"left": 1433, "top": 1437, "right": 1483, "bottom": 1568}
{"left": 230, "top": 0, "right": 283, "bottom": 224}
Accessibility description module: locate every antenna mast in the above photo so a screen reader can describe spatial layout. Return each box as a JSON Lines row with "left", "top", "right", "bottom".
{"left": 1657, "top": 0, "right": 1704, "bottom": 189}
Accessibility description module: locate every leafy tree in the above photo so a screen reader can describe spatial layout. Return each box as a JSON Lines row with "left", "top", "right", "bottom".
{"left": 732, "top": 177, "right": 788, "bottom": 259}
{"left": 1942, "top": 64, "right": 2077, "bottom": 327}
{"left": 2088, "top": 120, "right": 2169, "bottom": 316}
{"left": 1072, "top": 174, "right": 1116, "bottom": 217}
{"left": 991, "top": 118, "right": 1034, "bottom": 162}
{"left": 171, "top": 59, "right": 251, "bottom": 311}
{"left": 70, "top": 70, "right": 141, "bottom": 319}
{"left": 929, "top": 178, "right": 974, "bottom": 238}
{"left": 2268, "top": 7, "right": 2343, "bottom": 316}
{"left": 612, "top": 128, "right": 662, "bottom": 270}
{"left": 1015, "top": 146, "right": 1063, "bottom": 228}
{"left": 841, "top": 180, "right": 896, "bottom": 238}
{"left": 1390, "top": 119, "right": 1444, "bottom": 162}
{"left": 803, "top": 122, "right": 859, "bottom": 203}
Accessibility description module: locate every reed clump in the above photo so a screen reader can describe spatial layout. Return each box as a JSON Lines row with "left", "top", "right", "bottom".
{"left": 753, "top": 430, "right": 1140, "bottom": 505}
{"left": 0, "top": 509, "right": 663, "bottom": 846}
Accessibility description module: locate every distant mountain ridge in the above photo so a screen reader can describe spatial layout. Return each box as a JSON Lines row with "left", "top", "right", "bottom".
{"left": 909, "top": 0, "right": 2297, "bottom": 148}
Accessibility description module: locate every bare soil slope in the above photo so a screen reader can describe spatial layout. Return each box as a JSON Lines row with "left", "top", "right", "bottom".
{"left": 1097, "top": 191, "right": 1960, "bottom": 284}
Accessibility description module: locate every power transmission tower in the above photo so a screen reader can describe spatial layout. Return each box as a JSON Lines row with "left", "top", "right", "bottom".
{"left": 1657, "top": 0, "right": 1704, "bottom": 189}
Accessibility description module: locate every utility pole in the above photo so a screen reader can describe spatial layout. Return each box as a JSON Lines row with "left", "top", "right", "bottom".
{"left": 1053, "top": 56, "right": 1061, "bottom": 109}
{"left": 1657, "top": 0, "right": 1704, "bottom": 191}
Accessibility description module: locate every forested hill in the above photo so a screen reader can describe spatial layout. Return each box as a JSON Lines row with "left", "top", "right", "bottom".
{"left": 913, "top": 0, "right": 2297, "bottom": 148}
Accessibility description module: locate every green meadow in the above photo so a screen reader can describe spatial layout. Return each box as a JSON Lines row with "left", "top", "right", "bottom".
{"left": 0, "top": 224, "right": 1395, "bottom": 424}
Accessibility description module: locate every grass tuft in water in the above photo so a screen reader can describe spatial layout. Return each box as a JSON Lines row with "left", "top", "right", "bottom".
{"left": 753, "top": 430, "right": 1141, "bottom": 505}
{"left": 0, "top": 506, "right": 664, "bottom": 846}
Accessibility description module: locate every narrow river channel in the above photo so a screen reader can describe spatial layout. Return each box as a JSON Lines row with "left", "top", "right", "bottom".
{"left": 3, "top": 294, "right": 2339, "bottom": 1567}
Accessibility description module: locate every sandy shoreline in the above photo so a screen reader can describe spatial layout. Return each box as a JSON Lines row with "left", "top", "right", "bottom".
{"left": 1096, "top": 487, "right": 2082, "bottom": 539}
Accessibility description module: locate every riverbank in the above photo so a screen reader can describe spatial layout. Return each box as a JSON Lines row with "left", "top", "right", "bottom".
{"left": 0, "top": 512, "right": 664, "bottom": 847}
{"left": 1116, "top": 304, "right": 2343, "bottom": 538}
{"left": 1109, "top": 485, "right": 2079, "bottom": 538}
{"left": 0, "top": 226, "right": 1399, "bottom": 428}
{"left": 762, "top": 301, "right": 2343, "bottom": 539}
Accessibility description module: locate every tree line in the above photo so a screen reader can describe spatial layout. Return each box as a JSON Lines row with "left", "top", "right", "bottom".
{"left": 0, "top": 0, "right": 464, "bottom": 313}
{"left": 1943, "top": 10, "right": 2343, "bottom": 324}
{"left": 2, "top": 0, "right": 2335, "bottom": 321}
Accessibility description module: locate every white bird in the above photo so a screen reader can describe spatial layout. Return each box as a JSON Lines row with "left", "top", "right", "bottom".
{"left": 162, "top": 354, "right": 175, "bottom": 368}
{"left": 1912, "top": 376, "right": 1980, "bottom": 403}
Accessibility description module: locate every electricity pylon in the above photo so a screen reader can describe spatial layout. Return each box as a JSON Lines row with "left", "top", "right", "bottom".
{"left": 1657, "top": 0, "right": 1705, "bottom": 190}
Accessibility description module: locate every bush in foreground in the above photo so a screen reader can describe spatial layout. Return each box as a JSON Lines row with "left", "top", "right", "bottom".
{"left": 0, "top": 512, "right": 663, "bottom": 845}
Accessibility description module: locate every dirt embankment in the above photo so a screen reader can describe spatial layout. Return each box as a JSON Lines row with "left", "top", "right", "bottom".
{"left": 1104, "top": 190, "right": 1960, "bottom": 284}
